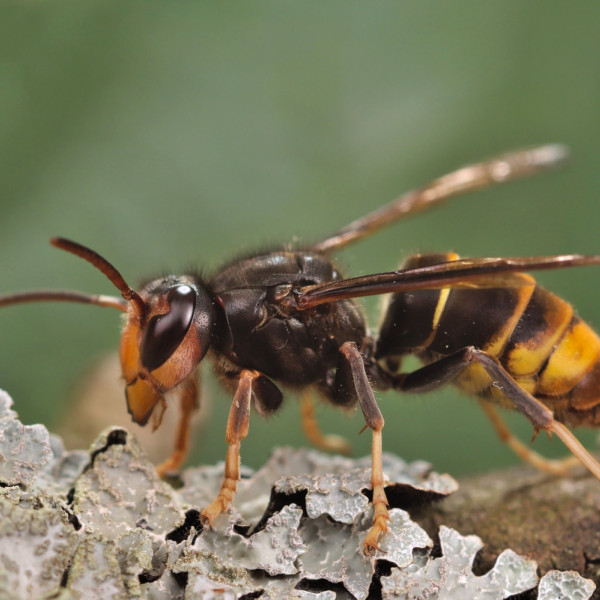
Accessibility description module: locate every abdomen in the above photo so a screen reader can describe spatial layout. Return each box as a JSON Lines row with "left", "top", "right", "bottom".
{"left": 376, "top": 252, "right": 600, "bottom": 426}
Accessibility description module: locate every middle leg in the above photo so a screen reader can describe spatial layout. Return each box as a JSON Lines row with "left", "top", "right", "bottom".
{"left": 300, "top": 393, "right": 352, "bottom": 455}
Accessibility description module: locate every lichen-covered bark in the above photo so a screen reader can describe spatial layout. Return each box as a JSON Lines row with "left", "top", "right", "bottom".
{"left": 0, "top": 388, "right": 596, "bottom": 599}
{"left": 414, "top": 462, "right": 600, "bottom": 598}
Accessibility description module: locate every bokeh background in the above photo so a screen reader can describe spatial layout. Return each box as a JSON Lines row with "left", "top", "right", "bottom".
{"left": 1, "top": 2, "right": 599, "bottom": 476}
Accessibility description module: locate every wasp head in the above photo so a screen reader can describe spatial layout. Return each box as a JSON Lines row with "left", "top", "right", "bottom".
{"left": 120, "top": 276, "right": 214, "bottom": 426}
{"left": 49, "top": 238, "right": 215, "bottom": 428}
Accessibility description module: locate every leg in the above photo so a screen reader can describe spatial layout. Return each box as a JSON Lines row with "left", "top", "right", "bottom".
{"left": 395, "top": 346, "right": 600, "bottom": 481}
{"left": 201, "top": 369, "right": 258, "bottom": 526}
{"left": 478, "top": 400, "right": 580, "bottom": 476}
{"left": 156, "top": 372, "right": 199, "bottom": 477}
{"left": 300, "top": 393, "right": 351, "bottom": 455}
{"left": 339, "top": 342, "right": 389, "bottom": 555}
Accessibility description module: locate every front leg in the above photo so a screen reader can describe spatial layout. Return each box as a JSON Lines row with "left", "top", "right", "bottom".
{"left": 338, "top": 341, "right": 389, "bottom": 555}
{"left": 156, "top": 371, "right": 200, "bottom": 477}
{"left": 201, "top": 369, "right": 258, "bottom": 526}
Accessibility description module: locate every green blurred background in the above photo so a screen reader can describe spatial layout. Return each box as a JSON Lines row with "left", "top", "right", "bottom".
{"left": 1, "top": 2, "right": 599, "bottom": 476}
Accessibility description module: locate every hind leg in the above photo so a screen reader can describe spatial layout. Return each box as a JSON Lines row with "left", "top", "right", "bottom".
{"left": 478, "top": 400, "right": 580, "bottom": 475}
{"left": 393, "top": 346, "right": 600, "bottom": 481}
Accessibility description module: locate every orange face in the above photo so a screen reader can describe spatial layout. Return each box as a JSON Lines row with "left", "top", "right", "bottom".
{"left": 119, "top": 281, "right": 214, "bottom": 427}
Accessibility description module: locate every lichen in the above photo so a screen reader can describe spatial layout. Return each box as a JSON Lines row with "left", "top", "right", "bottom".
{"left": 380, "top": 526, "right": 539, "bottom": 599}
{"left": 0, "top": 390, "right": 53, "bottom": 487}
{"left": 0, "top": 388, "right": 595, "bottom": 599}
{"left": 0, "top": 488, "right": 77, "bottom": 599}
{"left": 538, "top": 570, "right": 597, "bottom": 600}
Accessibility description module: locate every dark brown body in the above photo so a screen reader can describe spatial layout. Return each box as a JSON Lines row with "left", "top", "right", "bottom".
{"left": 202, "top": 249, "right": 600, "bottom": 433}
{"left": 207, "top": 250, "right": 369, "bottom": 408}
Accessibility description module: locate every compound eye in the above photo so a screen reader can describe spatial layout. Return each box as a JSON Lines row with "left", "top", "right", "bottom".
{"left": 140, "top": 285, "right": 196, "bottom": 371}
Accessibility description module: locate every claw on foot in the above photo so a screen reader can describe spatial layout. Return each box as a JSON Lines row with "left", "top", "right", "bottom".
{"left": 319, "top": 433, "right": 352, "bottom": 455}
{"left": 363, "top": 513, "right": 390, "bottom": 555}
{"left": 155, "top": 459, "right": 180, "bottom": 479}
{"left": 200, "top": 478, "right": 237, "bottom": 526}
{"left": 201, "top": 497, "right": 229, "bottom": 527}
{"left": 362, "top": 500, "right": 390, "bottom": 555}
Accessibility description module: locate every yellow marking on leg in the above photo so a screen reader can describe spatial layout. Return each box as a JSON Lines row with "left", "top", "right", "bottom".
{"left": 363, "top": 428, "right": 390, "bottom": 555}
{"left": 201, "top": 443, "right": 242, "bottom": 526}
{"left": 201, "top": 369, "right": 257, "bottom": 526}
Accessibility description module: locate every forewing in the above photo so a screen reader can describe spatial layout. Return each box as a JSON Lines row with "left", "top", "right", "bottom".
{"left": 296, "top": 254, "right": 600, "bottom": 309}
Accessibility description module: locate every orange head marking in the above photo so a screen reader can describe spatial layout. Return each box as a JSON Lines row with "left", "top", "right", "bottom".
{"left": 49, "top": 238, "right": 215, "bottom": 428}
{"left": 120, "top": 277, "right": 215, "bottom": 425}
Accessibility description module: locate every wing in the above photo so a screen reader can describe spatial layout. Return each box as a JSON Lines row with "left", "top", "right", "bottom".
{"left": 312, "top": 144, "right": 569, "bottom": 253}
{"left": 295, "top": 254, "right": 600, "bottom": 309}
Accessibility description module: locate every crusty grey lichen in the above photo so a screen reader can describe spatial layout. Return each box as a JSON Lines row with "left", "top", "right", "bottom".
{"left": 379, "top": 525, "right": 539, "bottom": 599}
{"left": 0, "top": 389, "right": 53, "bottom": 487}
{"left": 537, "top": 570, "right": 597, "bottom": 600}
{"left": 0, "top": 389, "right": 596, "bottom": 599}
{"left": 0, "top": 488, "right": 78, "bottom": 599}
{"left": 192, "top": 504, "right": 307, "bottom": 576}
{"left": 72, "top": 428, "right": 186, "bottom": 537}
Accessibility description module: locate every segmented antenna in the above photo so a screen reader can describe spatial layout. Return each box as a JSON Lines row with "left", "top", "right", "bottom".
{"left": 50, "top": 237, "right": 146, "bottom": 318}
